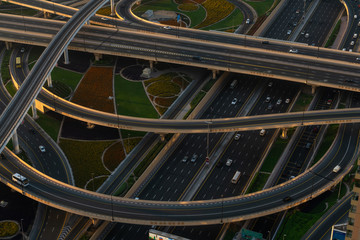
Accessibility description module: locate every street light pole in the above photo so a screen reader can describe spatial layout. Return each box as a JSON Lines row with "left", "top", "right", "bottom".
{"left": 20, "top": 218, "right": 24, "bottom": 240}
{"left": 221, "top": 194, "right": 224, "bottom": 224}
{"left": 205, "top": 121, "right": 212, "bottom": 163}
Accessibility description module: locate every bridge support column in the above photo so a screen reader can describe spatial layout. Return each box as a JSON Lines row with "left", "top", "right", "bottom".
{"left": 31, "top": 101, "right": 38, "bottom": 119}
{"left": 149, "top": 60, "right": 154, "bottom": 71}
{"left": 47, "top": 75, "right": 53, "bottom": 88}
{"left": 160, "top": 134, "right": 165, "bottom": 141}
{"left": 110, "top": 0, "right": 115, "bottom": 16}
{"left": 5, "top": 42, "right": 12, "bottom": 50}
{"left": 94, "top": 53, "right": 102, "bottom": 61}
{"left": 43, "top": 11, "right": 49, "bottom": 19}
{"left": 280, "top": 128, "right": 288, "bottom": 139}
{"left": 311, "top": 85, "right": 317, "bottom": 95}
{"left": 212, "top": 70, "right": 218, "bottom": 79}
{"left": 12, "top": 130, "right": 20, "bottom": 154}
{"left": 64, "top": 48, "right": 70, "bottom": 65}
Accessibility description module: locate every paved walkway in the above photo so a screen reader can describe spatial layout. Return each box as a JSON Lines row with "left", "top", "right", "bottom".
{"left": 332, "top": 16, "right": 348, "bottom": 49}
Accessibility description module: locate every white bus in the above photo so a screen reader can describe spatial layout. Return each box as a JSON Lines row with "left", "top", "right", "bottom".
{"left": 231, "top": 171, "right": 241, "bottom": 184}
{"left": 12, "top": 173, "right": 29, "bottom": 187}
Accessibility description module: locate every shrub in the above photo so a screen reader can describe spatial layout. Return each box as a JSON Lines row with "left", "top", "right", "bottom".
{"left": 0, "top": 221, "right": 18, "bottom": 237}
{"left": 195, "top": 0, "right": 235, "bottom": 29}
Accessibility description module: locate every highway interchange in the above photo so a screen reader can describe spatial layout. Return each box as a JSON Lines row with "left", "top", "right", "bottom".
{"left": 0, "top": 0, "right": 360, "bottom": 239}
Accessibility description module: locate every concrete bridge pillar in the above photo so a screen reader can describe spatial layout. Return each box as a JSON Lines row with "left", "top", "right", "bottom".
{"left": 149, "top": 60, "right": 154, "bottom": 71}
{"left": 311, "top": 85, "right": 317, "bottom": 95}
{"left": 64, "top": 48, "right": 70, "bottom": 65}
{"left": 160, "top": 134, "right": 165, "bottom": 141}
{"left": 47, "top": 74, "right": 53, "bottom": 88}
{"left": 5, "top": 42, "right": 12, "bottom": 50}
{"left": 12, "top": 130, "right": 20, "bottom": 154}
{"left": 43, "top": 11, "right": 49, "bottom": 19}
{"left": 280, "top": 128, "right": 288, "bottom": 139}
{"left": 212, "top": 70, "right": 217, "bottom": 79}
{"left": 86, "top": 20, "right": 90, "bottom": 25}
{"left": 94, "top": 53, "right": 102, "bottom": 61}
{"left": 32, "top": 101, "right": 38, "bottom": 119}
{"left": 110, "top": 0, "right": 115, "bottom": 16}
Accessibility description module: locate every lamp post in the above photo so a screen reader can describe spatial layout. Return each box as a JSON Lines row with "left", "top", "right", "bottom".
{"left": 110, "top": 195, "right": 114, "bottom": 222}
{"left": 91, "top": 173, "right": 95, "bottom": 191}
{"left": 20, "top": 218, "right": 24, "bottom": 240}
{"left": 221, "top": 194, "right": 224, "bottom": 224}
{"left": 267, "top": 231, "right": 271, "bottom": 240}
{"left": 283, "top": 234, "right": 286, "bottom": 240}
{"left": 205, "top": 121, "right": 212, "bottom": 163}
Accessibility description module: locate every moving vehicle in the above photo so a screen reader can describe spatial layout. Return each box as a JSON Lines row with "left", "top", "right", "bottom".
{"left": 276, "top": 99, "right": 282, "bottom": 105}
{"left": 289, "top": 48, "right": 298, "bottom": 53}
{"left": 15, "top": 57, "right": 21, "bottom": 68}
{"left": 230, "top": 79, "right": 238, "bottom": 89}
{"left": 226, "top": 159, "right": 233, "bottom": 166}
{"left": 12, "top": 173, "right": 29, "bottom": 187}
{"left": 265, "top": 96, "right": 271, "bottom": 102}
{"left": 39, "top": 145, "right": 46, "bottom": 152}
{"left": 267, "top": 103, "right": 273, "bottom": 110}
{"left": 283, "top": 196, "right": 292, "bottom": 202}
{"left": 231, "top": 98, "right": 238, "bottom": 105}
{"left": 191, "top": 154, "right": 198, "bottom": 162}
{"left": 333, "top": 165, "right": 341, "bottom": 173}
{"left": 260, "top": 129, "right": 266, "bottom": 136}
{"left": 246, "top": 18, "right": 250, "bottom": 24}
{"left": 285, "top": 98, "right": 290, "bottom": 104}
{"left": 354, "top": 33, "right": 358, "bottom": 39}
{"left": 231, "top": 171, "right": 241, "bottom": 184}
{"left": 305, "top": 33, "right": 310, "bottom": 38}
{"left": 351, "top": 41, "right": 355, "bottom": 46}
{"left": 234, "top": 133, "right": 241, "bottom": 140}
{"left": 182, "top": 156, "right": 188, "bottom": 162}
{"left": 287, "top": 30, "right": 291, "bottom": 35}
{"left": 268, "top": 82, "right": 273, "bottom": 87}
{"left": 163, "top": 26, "right": 172, "bottom": 30}
{"left": 192, "top": 56, "right": 202, "bottom": 61}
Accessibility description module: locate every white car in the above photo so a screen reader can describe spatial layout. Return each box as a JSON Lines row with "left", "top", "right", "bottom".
{"left": 231, "top": 98, "right": 238, "bottom": 105}
{"left": 163, "top": 26, "right": 172, "bottom": 30}
{"left": 276, "top": 99, "right": 282, "bottom": 105}
{"left": 265, "top": 96, "right": 271, "bottom": 102}
{"left": 289, "top": 48, "right": 298, "bottom": 53}
{"left": 191, "top": 154, "right": 198, "bottom": 162}
{"left": 246, "top": 18, "right": 250, "bottom": 24}
{"left": 268, "top": 82, "right": 273, "bottom": 87}
{"left": 39, "top": 145, "right": 46, "bottom": 152}
{"left": 305, "top": 33, "right": 310, "bottom": 38}
{"left": 260, "top": 129, "right": 266, "bottom": 136}
{"left": 226, "top": 159, "right": 233, "bottom": 166}
{"left": 20, "top": 47, "right": 25, "bottom": 53}
{"left": 351, "top": 41, "right": 355, "bottom": 46}
{"left": 101, "top": 17, "right": 108, "bottom": 21}
{"left": 285, "top": 98, "right": 290, "bottom": 104}
{"left": 234, "top": 133, "right": 241, "bottom": 140}
{"left": 287, "top": 30, "right": 291, "bottom": 35}
{"left": 182, "top": 156, "right": 188, "bottom": 163}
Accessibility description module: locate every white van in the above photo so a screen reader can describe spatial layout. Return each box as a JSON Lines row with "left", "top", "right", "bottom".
{"left": 333, "top": 165, "right": 341, "bottom": 173}
{"left": 260, "top": 129, "right": 266, "bottom": 136}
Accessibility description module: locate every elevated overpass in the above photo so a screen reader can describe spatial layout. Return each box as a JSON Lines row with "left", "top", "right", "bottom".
{"left": 0, "top": 0, "right": 359, "bottom": 227}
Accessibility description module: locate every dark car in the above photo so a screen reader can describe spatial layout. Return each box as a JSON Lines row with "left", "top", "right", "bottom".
{"left": 192, "top": 56, "right": 202, "bottom": 61}
{"left": 283, "top": 196, "right": 292, "bottom": 202}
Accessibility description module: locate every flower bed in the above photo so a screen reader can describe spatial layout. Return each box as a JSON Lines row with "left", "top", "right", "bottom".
{"left": 178, "top": 3, "right": 198, "bottom": 11}
{"left": 71, "top": 66, "right": 114, "bottom": 113}
{"left": 0, "top": 221, "right": 18, "bottom": 238}
{"left": 195, "top": 0, "right": 235, "bottom": 29}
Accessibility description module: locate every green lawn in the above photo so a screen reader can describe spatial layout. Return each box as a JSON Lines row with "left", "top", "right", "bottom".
{"left": 246, "top": 172, "right": 270, "bottom": 193}
{"left": 312, "top": 124, "right": 339, "bottom": 165}
{"left": 59, "top": 139, "right": 114, "bottom": 188}
{"left": 201, "top": 8, "right": 243, "bottom": 31}
{"left": 1, "top": 49, "right": 11, "bottom": 83}
{"left": 245, "top": 0, "right": 275, "bottom": 16}
{"left": 114, "top": 75, "right": 159, "bottom": 118}
{"left": 50, "top": 67, "right": 83, "bottom": 91}
{"left": 35, "top": 112, "right": 62, "bottom": 141}
{"left": 260, "top": 128, "right": 295, "bottom": 172}
{"left": 291, "top": 92, "right": 313, "bottom": 112}
{"left": 275, "top": 183, "right": 347, "bottom": 239}
{"left": 132, "top": 0, "right": 206, "bottom": 28}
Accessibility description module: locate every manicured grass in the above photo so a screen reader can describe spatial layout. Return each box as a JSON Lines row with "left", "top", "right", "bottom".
{"left": 260, "top": 128, "right": 295, "bottom": 172}
{"left": 28, "top": 46, "right": 44, "bottom": 66}
{"left": 103, "top": 141, "right": 126, "bottom": 171}
{"left": 246, "top": 172, "right": 270, "bottom": 193}
{"left": 5, "top": 81, "right": 16, "bottom": 96}
{"left": 132, "top": 0, "right": 206, "bottom": 28}
{"left": 275, "top": 183, "right": 347, "bottom": 240}
{"left": 312, "top": 124, "right": 339, "bottom": 165}
{"left": 325, "top": 20, "right": 341, "bottom": 48}
{"left": 183, "top": 91, "right": 206, "bottom": 119}
{"left": 291, "top": 92, "right": 313, "bottom": 112}
{"left": 114, "top": 75, "right": 159, "bottom": 118}
{"left": 194, "top": 0, "right": 235, "bottom": 29}
{"left": 201, "top": 8, "right": 243, "bottom": 31}
{"left": 1, "top": 49, "right": 11, "bottom": 83}
{"left": 245, "top": 0, "right": 275, "bottom": 16}
{"left": 35, "top": 112, "right": 62, "bottom": 141}
{"left": 50, "top": 67, "right": 83, "bottom": 91}
{"left": 59, "top": 139, "right": 114, "bottom": 188}
{"left": 0, "top": 221, "right": 19, "bottom": 237}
